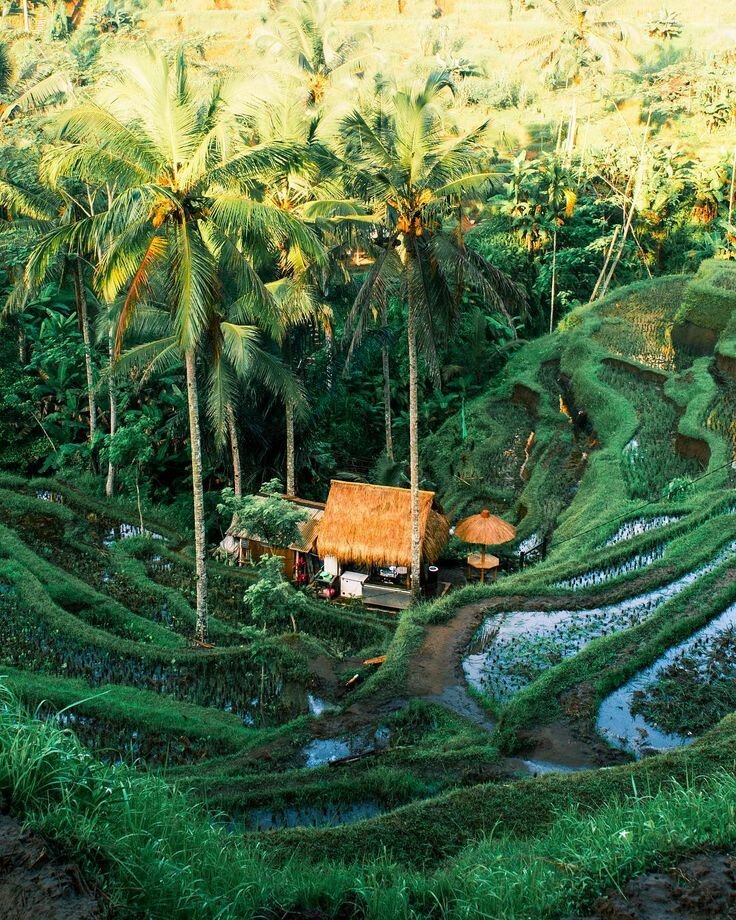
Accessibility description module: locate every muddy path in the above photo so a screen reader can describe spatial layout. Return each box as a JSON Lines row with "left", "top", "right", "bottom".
{"left": 0, "top": 809, "right": 101, "bottom": 919}
{"left": 237, "top": 588, "right": 642, "bottom": 773}
{"left": 407, "top": 603, "right": 493, "bottom": 698}
{"left": 406, "top": 599, "right": 615, "bottom": 769}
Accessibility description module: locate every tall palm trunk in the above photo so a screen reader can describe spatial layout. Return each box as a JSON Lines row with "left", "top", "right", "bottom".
{"left": 72, "top": 258, "right": 98, "bottom": 449}
{"left": 381, "top": 305, "right": 394, "bottom": 460}
{"left": 549, "top": 228, "right": 558, "bottom": 334}
{"left": 325, "top": 325, "right": 335, "bottom": 392}
{"left": 226, "top": 403, "right": 242, "bottom": 498}
{"left": 285, "top": 399, "right": 296, "bottom": 495}
{"left": 22, "top": 0, "right": 29, "bottom": 31}
{"left": 105, "top": 326, "right": 117, "bottom": 497}
{"left": 407, "top": 301, "right": 421, "bottom": 602}
{"left": 185, "top": 348, "right": 208, "bottom": 643}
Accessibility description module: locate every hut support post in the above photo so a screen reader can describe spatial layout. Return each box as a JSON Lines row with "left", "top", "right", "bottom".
{"left": 480, "top": 544, "right": 486, "bottom": 583}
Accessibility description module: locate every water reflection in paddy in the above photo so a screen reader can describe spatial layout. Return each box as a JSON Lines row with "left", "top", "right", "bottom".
{"left": 597, "top": 601, "right": 736, "bottom": 757}
{"left": 245, "top": 800, "right": 384, "bottom": 831}
{"left": 302, "top": 726, "right": 391, "bottom": 767}
{"left": 464, "top": 541, "right": 736, "bottom": 704}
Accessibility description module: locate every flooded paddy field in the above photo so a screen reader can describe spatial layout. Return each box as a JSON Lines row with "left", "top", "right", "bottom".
{"left": 598, "top": 601, "right": 736, "bottom": 757}
{"left": 464, "top": 541, "right": 736, "bottom": 705}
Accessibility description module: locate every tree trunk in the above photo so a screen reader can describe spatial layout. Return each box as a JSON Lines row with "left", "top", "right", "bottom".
{"left": 185, "top": 348, "right": 208, "bottom": 643}
{"left": 73, "top": 258, "right": 98, "bottom": 449}
{"left": 589, "top": 225, "right": 620, "bottom": 302}
{"left": 106, "top": 326, "right": 117, "bottom": 497}
{"left": 135, "top": 469, "right": 144, "bottom": 533}
{"left": 18, "top": 324, "right": 27, "bottom": 364}
{"left": 226, "top": 404, "right": 242, "bottom": 498}
{"left": 325, "top": 325, "right": 335, "bottom": 392}
{"left": 285, "top": 399, "right": 295, "bottom": 496}
{"left": 549, "top": 229, "right": 557, "bottom": 334}
{"left": 381, "top": 306, "right": 394, "bottom": 460}
{"left": 407, "top": 304, "right": 422, "bottom": 602}
{"left": 382, "top": 346, "right": 395, "bottom": 461}
{"left": 599, "top": 117, "right": 650, "bottom": 300}
{"left": 22, "top": 0, "right": 29, "bottom": 31}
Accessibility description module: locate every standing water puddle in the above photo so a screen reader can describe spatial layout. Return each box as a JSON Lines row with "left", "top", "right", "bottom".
{"left": 464, "top": 541, "right": 736, "bottom": 704}
{"left": 597, "top": 600, "right": 736, "bottom": 757}
{"left": 308, "top": 694, "right": 339, "bottom": 716}
{"left": 520, "top": 760, "right": 589, "bottom": 776}
{"left": 302, "top": 727, "right": 391, "bottom": 767}
{"left": 35, "top": 490, "right": 65, "bottom": 503}
{"left": 101, "top": 523, "right": 164, "bottom": 548}
{"left": 243, "top": 801, "right": 383, "bottom": 831}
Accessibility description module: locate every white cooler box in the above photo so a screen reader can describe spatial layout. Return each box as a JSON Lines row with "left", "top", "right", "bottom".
{"left": 340, "top": 571, "right": 369, "bottom": 598}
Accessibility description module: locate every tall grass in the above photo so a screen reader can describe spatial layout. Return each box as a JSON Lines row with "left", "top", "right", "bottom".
{"left": 2, "top": 683, "right": 736, "bottom": 919}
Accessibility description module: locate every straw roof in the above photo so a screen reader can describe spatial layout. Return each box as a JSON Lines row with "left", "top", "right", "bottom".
{"left": 316, "top": 480, "right": 449, "bottom": 568}
{"left": 228, "top": 495, "right": 324, "bottom": 553}
{"left": 454, "top": 509, "right": 516, "bottom": 546}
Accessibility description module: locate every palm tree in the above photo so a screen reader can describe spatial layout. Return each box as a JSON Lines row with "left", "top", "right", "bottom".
{"left": 524, "top": 0, "right": 634, "bottom": 84}
{"left": 536, "top": 154, "right": 577, "bottom": 332}
{"left": 242, "top": 88, "right": 361, "bottom": 495}
{"left": 113, "top": 292, "right": 304, "bottom": 504}
{"left": 0, "top": 41, "right": 74, "bottom": 122}
{"left": 26, "top": 49, "right": 320, "bottom": 642}
{"left": 256, "top": 0, "right": 363, "bottom": 108}
{"left": 340, "top": 72, "right": 526, "bottom": 599}
{"left": 0, "top": 165, "right": 101, "bottom": 452}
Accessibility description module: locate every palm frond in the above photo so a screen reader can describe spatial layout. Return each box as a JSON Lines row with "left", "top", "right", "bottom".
{"left": 2, "top": 71, "right": 74, "bottom": 122}
{"left": 220, "top": 321, "right": 305, "bottom": 408}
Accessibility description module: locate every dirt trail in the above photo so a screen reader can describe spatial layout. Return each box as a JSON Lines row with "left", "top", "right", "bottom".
{"left": 404, "top": 599, "right": 612, "bottom": 769}
{"left": 0, "top": 811, "right": 100, "bottom": 919}
{"left": 406, "top": 602, "right": 492, "bottom": 698}
{"left": 406, "top": 601, "right": 501, "bottom": 733}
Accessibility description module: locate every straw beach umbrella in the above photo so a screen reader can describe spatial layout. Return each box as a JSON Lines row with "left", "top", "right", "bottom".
{"left": 455, "top": 509, "right": 516, "bottom": 582}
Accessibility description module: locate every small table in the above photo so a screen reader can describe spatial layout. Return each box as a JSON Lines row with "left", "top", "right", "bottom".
{"left": 467, "top": 552, "right": 500, "bottom": 582}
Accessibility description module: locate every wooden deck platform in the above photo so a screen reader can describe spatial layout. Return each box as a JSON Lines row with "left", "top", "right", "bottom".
{"left": 361, "top": 582, "right": 413, "bottom": 610}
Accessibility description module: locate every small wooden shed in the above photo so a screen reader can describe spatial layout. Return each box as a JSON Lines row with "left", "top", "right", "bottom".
{"left": 225, "top": 495, "right": 325, "bottom": 584}
{"left": 316, "top": 480, "right": 449, "bottom": 608}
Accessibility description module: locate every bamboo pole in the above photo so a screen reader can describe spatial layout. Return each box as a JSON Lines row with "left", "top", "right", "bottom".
{"left": 590, "top": 225, "right": 620, "bottom": 302}
{"left": 598, "top": 113, "right": 651, "bottom": 300}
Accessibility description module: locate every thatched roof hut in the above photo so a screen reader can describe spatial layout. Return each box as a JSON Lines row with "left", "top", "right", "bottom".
{"left": 317, "top": 480, "right": 449, "bottom": 568}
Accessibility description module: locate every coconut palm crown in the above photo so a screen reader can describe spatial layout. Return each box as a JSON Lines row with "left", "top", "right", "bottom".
{"left": 25, "top": 49, "right": 324, "bottom": 641}
{"left": 339, "top": 71, "right": 526, "bottom": 598}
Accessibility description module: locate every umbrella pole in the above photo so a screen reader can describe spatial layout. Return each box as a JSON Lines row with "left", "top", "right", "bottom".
{"left": 480, "top": 544, "right": 486, "bottom": 583}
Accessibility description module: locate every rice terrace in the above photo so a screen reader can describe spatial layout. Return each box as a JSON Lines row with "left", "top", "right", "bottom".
{"left": 1, "top": 0, "right": 736, "bottom": 917}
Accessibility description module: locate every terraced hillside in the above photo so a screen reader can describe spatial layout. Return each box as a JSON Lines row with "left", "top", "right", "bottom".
{"left": 1, "top": 265, "right": 736, "bottom": 918}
